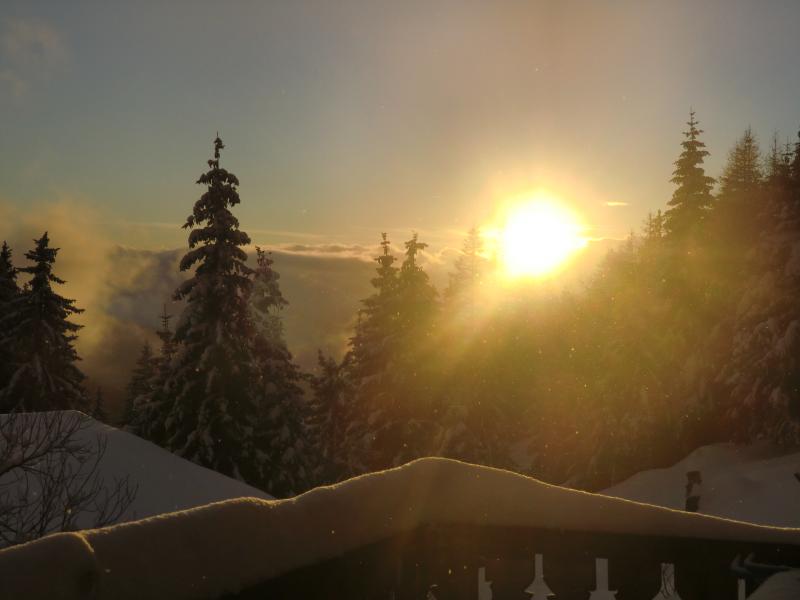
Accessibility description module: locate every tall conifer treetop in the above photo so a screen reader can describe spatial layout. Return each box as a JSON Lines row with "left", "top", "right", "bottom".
{"left": 664, "top": 110, "right": 715, "bottom": 237}
{"left": 163, "top": 136, "right": 262, "bottom": 482}
{"left": 177, "top": 135, "right": 252, "bottom": 296}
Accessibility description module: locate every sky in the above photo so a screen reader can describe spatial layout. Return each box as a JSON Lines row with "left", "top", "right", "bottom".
{"left": 3, "top": 0, "right": 800, "bottom": 250}
{"left": 2, "top": 1, "right": 800, "bottom": 408}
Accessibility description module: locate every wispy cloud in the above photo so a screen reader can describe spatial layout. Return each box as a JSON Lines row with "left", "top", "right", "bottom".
{"left": 1, "top": 18, "right": 69, "bottom": 100}
{"left": 604, "top": 201, "right": 629, "bottom": 207}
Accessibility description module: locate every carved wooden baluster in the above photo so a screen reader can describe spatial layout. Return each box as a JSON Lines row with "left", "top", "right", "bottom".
{"left": 588, "top": 558, "right": 617, "bottom": 600}
{"left": 477, "top": 566, "right": 493, "bottom": 600}
{"left": 525, "top": 553, "right": 555, "bottom": 599}
{"left": 652, "top": 563, "right": 682, "bottom": 600}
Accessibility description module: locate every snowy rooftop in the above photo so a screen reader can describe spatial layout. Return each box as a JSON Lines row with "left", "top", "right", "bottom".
{"left": 0, "top": 411, "right": 272, "bottom": 530}
{"left": 2, "top": 455, "right": 800, "bottom": 599}
{"left": 603, "top": 441, "right": 800, "bottom": 528}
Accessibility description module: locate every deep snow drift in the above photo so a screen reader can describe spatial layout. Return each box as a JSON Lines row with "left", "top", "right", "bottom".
{"left": 1, "top": 411, "right": 272, "bottom": 530}
{"left": 2, "top": 455, "right": 800, "bottom": 600}
{"left": 85, "top": 415, "right": 274, "bottom": 521}
{"left": 602, "top": 441, "right": 800, "bottom": 527}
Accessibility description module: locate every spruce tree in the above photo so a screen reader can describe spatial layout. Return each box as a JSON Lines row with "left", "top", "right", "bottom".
{"left": 443, "top": 226, "right": 488, "bottom": 318}
{"left": 366, "top": 232, "right": 440, "bottom": 469}
{"left": 161, "top": 136, "right": 264, "bottom": 483}
{"left": 348, "top": 233, "right": 400, "bottom": 382}
{"left": 396, "top": 232, "right": 438, "bottom": 343}
{"left": 307, "top": 350, "right": 352, "bottom": 485}
{"left": 344, "top": 234, "right": 401, "bottom": 473}
{"left": 764, "top": 134, "right": 792, "bottom": 190}
{"left": 0, "top": 233, "right": 86, "bottom": 411}
{"left": 92, "top": 388, "right": 108, "bottom": 422}
{"left": 123, "top": 341, "right": 156, "bottom": 429}
{"left": 0, "top": 242, "right": 20, "bottom": 391}
{"left": 249, "top": 246, "right": 307, "bottom": 496}
{"left": 131, "top": 307, "right": 175, "bottom": 443}
{"left": 719, "top": 127, "right": 763, "bottom": 200}
{"left": 664, "top": 111, "right": 715, "bottom": 238}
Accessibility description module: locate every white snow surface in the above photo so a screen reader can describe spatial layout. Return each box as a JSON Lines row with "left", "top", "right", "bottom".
{"left": 2, "top": 455, "right": 800, "bottom": 600}
{"left": 1, "top": 411, "right": 272, "bottom": 529}
{"left": 602, "top": 441, "right": 800, "bottom": 527}
{"left": 749, "top": 570, "right": 800, "bottom": 600}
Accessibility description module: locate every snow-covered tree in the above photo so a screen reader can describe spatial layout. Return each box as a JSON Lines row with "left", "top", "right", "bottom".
{"left": 764, "top": 134, "right": 792, "bottom": 191}
{"left": 161, "top": 136, "right": 264, "bottom": 484}
{"left": 365, "top": 233, "right": 440, "bottom": 469}
{"left": 248, "top": 246, "right": 307, "bottom": 496}
{"left": 0, "top": 233, "right": 86, "bottom": 412}
{"left": 715, "top": 168, "right": 800, "bottom": 444}
{"left": 719, "top": 127, "right": 763, "bottom": 201}
{"left": 664, "top": 111, "right": 715, "bottom": 239}
{"left": 307, "top": 351, "right": 353, "bottom": 485}
{"left": 444, "top": 226, "right": 488, "bottom": 317}
{"left": 123, "top": 341, "right": 156, "bottom": 428}
{"left": 128, "top": 307, "right": 175, "bottom": 444}
{"left": 348, "top": 233, "right": 399, "bottom": 382}
{"left": 342, "top": 234, "right": 401, "bottom": 474}
{"left": 92, "top": 388, "right": 108, "bottom": 423}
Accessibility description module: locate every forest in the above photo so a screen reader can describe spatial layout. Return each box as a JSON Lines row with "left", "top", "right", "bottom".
{"left": 2, "top": 113, "right": 800, "bottom": 498}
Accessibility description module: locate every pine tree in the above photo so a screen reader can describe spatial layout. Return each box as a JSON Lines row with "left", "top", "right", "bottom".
{"left": 307, "top": 350, "right": 352, "bottom": 485}
{"left": 92, "top": 388, "right": 108, "bottom": 422}
{"left": 764, "top": 134, "right": 792, "bottom": 190}
{"left": 364, "top": 232, "right": 440, "bottom": 469}
{"left": 123, "top": 341, "right": 156, "bottom": 429}
{"left": 0, "top": 233, "right": 86, "bottom": 411}
{"left": 0, "top": 242, "right": 20, "bottom": 391}
{"left": 156, "top": 304, "right": 177, "bottom": 364}
{"left": 396, "top": 232, "right": 438, "bottom": 343}
{"left": 249, "top": 246, "right": 307, "bottom": 496}
{"left": 161, "top": 136, "right": 265, "bottom": 484}
{"left": 719, "top": 127, "right": 763, "bottom": 201}
{"left": 348, "top": 233, "right": 400, "bottom": 382}
{"left": 664, "top": 110, "right": 715, "bottom": 238}
{"left": 343, "top": 233, "right": 401, "bottom": 473}
{"left": 444, "top": 226, "right": 488, "bottom": 317}
{"left": 130, "top": 307, "right": 175, "bottom": 443}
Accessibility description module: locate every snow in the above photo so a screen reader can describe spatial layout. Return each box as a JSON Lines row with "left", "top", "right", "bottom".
{"left": 602, "top": 441, "right": 800, "bottom": 528}
{"left": 1, "top": 411, "right": 272, "bottom": 529}
{"left": 2, "top": 455, "right": 800, "bottom": 600}
{"left": 81, "top": 415, "right": 273, "bottom": 522}
{"left": 749, "top": 571, "right": 800, "bottom": 600}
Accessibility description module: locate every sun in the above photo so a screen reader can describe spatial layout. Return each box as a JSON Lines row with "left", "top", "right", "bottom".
{"left": 497, "top": 195, "right": 587, "bottom": 278}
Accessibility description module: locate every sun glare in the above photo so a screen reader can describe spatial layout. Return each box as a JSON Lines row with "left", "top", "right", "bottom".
{"left": 497, "top": 196, "right": 587, "bottom": 278}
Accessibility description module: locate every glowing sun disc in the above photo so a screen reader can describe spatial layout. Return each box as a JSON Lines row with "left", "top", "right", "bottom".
{"left": 499, "top": 199, "right": 587, "bottom": 278}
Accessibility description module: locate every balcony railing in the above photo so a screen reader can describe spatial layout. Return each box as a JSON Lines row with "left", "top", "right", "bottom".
{"left": 232, "top": 523, "right": 800, "bottom": 599}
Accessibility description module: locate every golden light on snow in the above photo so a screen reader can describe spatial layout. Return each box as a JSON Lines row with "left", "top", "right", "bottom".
{"left": 493, "top": 193, "right": 587, "bottom": 278}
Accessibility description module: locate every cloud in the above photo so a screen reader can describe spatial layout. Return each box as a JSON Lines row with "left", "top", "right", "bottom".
{"left": 604, "top": 201, "right": 629, "bottom": 207}
{"left": 1, "top": 18, "right": 69, "bottom": 100}
{"left": 273, "top": 243, "right": 374, "bottom": 261}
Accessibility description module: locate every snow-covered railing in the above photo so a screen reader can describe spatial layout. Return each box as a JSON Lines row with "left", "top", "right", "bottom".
{"left": 233, "top": 522, "right": 800, "bottom": 599}
{"left": 2, "top": 458, "right": 800, "bottom": 600}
